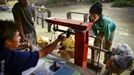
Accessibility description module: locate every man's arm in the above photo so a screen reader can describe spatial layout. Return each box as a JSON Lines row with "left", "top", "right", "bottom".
{"left": 39, "top": 34, "right": 64, "bottom": 58}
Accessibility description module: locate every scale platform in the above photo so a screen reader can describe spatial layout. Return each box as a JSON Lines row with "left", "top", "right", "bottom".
{"left": 22, "top": 54, "right": 81, "bottom": 75}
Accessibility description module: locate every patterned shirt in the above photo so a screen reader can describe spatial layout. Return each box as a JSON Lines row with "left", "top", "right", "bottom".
{"left": 0, "top": 48, "right": 39, "bottom": 75}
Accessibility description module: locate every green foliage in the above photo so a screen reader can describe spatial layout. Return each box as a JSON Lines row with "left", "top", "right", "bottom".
{"left": 109, "top": 0, "right": 116, "bottom": 2}
{"left": 112, "top": 0, "right": 134, "bottom": 7}
{"left": 47, "top": 0, "right": 58, "bottom": 4}
{"left": 90, "top": 0, "right": 100, "bottom": 3}
{"left": 44, "top": 0, "right": 66, "bottom": 7}
{"left": 29, "top": 0, "right": 36, "bottom": 4}
{"left": 84, "top": 0, "right": 99, "bottom": 3}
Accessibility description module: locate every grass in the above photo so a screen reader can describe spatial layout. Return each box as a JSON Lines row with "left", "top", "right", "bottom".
{"left": 112, "top": 0, "right": 134, "bottom": 7}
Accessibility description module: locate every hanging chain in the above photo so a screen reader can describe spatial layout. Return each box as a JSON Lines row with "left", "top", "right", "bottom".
{"left": 50, "top": 24, "right": 59, "bottom": 42}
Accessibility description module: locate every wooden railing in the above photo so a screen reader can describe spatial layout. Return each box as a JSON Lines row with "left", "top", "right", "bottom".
{"left": 34, "top": 6, "right": 51, "bottom": 32}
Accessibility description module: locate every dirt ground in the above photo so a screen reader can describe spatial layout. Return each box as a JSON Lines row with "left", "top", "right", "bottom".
{"left": 0, "top": 2, "right": 134, "bottom": 75}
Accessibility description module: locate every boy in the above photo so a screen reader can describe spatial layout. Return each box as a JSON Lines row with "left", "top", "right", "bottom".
{"left": 89, "top": 2, "right": 116, "bottom": 64}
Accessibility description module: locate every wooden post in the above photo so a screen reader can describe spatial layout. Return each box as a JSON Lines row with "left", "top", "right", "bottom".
{"left": 47, "top": 10, "right": 51, "bottom": 32}
{"left": 74, "top": 31, "right": 89, "bottom": 68}
{"left": 67, "top": 12, "right": 71, "bottom": 19}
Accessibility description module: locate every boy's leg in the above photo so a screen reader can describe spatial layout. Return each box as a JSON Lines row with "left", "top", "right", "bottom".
{"left": 103, "top": 31, "right": 115, "bottom": 64}
{"left": 93, "top": 38, "right": 102, "bottom": 60}
{"left": 93, "top": 32, "right": 104, "bottom": 61}
{"left": 103, "top": 39, "right": 112, "bottom": 64}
